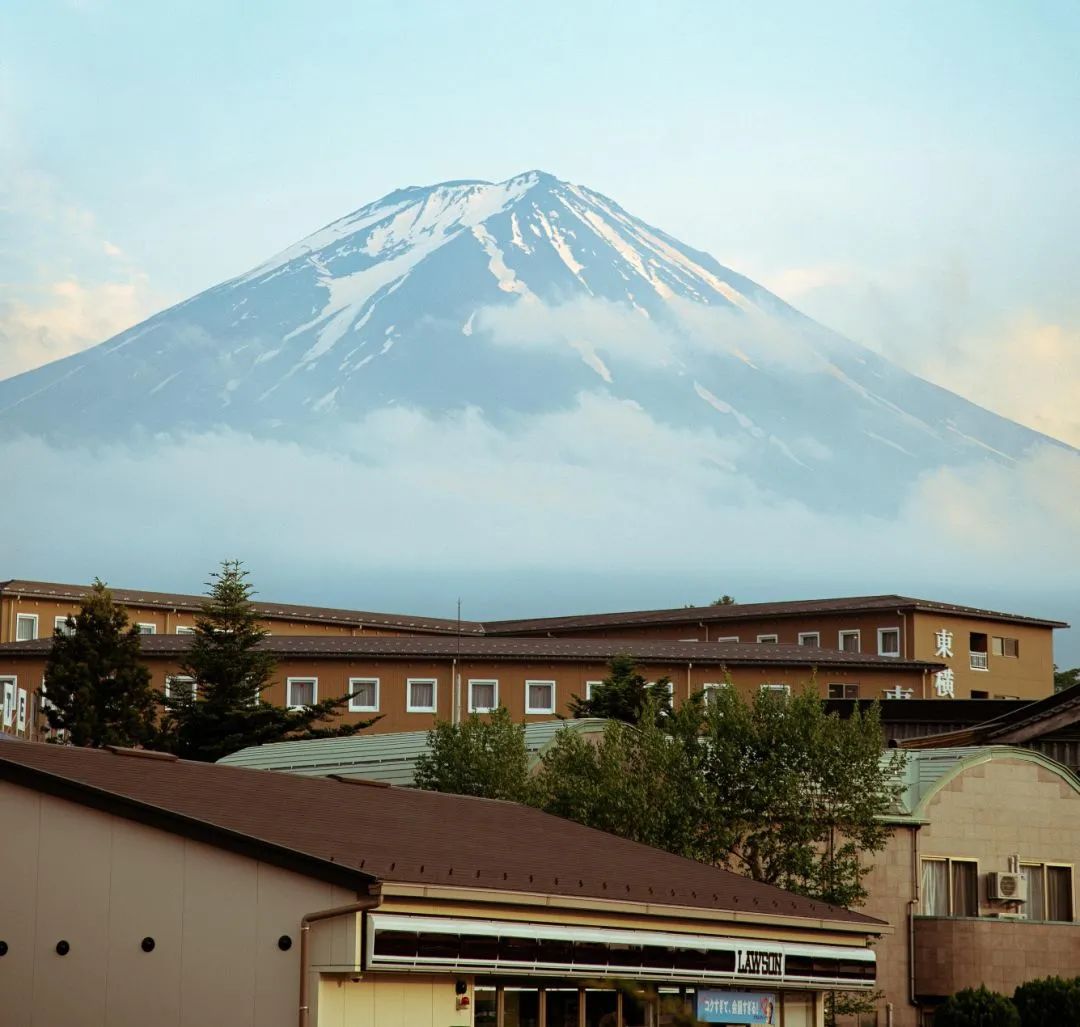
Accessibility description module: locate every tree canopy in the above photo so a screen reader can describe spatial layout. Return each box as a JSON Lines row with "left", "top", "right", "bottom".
{"left": 568, "top": 653, "right": 673, "bottom": 724}
{"left": 156, "top": 560, "right": 379, "bottom": 761}
{"left": 935, "top": 987, "right": 1019, "bottom": 1027}
{"left": 38, "top": 579, "right": 157, "bottom": 748}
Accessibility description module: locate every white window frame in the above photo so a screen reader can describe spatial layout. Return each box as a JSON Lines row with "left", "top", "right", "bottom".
{"left": 15, "top": 614, "right": 38, "bottom": 641}
{"left": 164, "top": 675, "right": 197, "bottom": 701}
{"left": 649, "top": 680, "right": 675, "bottom": 703}
{"left": 16, "top": 688, "right": 27, "bottom": 731}
{"left": 2, "top": 677, "right": 16, "bottom": 728}
{"left": 175, "top": 625, "right": 196, "bottom": 635}
{"left": 347, "top": 677, "right": 380, "bottom": 713}
{"left": 136, "top": 622, "right": 157, "bottom": 635}
{"left": 756, "top": 634, "right": 779, "bottom": 644}
{"left": 827, "top": 682, "right": 860, "bottom": 699}
{"left": 525, "top": 679, "right": 556, "bottom": 715}
{"left": 703, "top": 682, "right": 729, "bottom": 706}
{"left": 760, "top": 683, "right": 791, "bottom": 696}
{"left": 838, "top": 629, "right": 861, "bottom": 653}
{"left": 468, "top": 678, "right": 499, "bottom": 714}
{"left": 714, "top": 635, "right": 740, "bottom": 643}
{"left": 797, "top": 632, "right": 820, "bottom": 647}
{"left": 53, "top": 615, "right": 76, "bottom": 636}
{"left": 286, "top": 677, "right": 318, "bottom": 709}
{"left": 877, "top": 627, "right": 901, "bottom": 657}
{"left": 584, "top": 680, "right": 604, "bottom": 700}
{"left": 406, "top": 678, "right": 438, "bottom": 714}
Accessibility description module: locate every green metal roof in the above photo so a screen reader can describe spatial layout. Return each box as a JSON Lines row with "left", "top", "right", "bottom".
{"left": 217, "top": 719, "right": 609, "bottom": 786}
{"left": 888, "top": 745, "right": 1080, "bottom": 822}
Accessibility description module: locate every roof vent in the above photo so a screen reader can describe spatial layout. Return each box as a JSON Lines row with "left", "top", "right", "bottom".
{"left": 104, "top": 746, "right": 178, "bottom": 762}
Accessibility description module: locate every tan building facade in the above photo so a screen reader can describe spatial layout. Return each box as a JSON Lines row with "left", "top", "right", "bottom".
{"left": 0, "top": 742, "right": 885, "bottom": 1027}
{"left": 0, "top": 635, "right": 941, "bottom": 742}
{"left": 850, "top": 747, "right": 1080, "bottom": 1027}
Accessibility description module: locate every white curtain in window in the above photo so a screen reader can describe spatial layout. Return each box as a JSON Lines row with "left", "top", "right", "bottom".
{"left": 528, "top": 683, "right": 552, "bottom": 710}
{"left": 1023, "top": 865, "right": 1046, "bottom": 920}
{"left": 411, "top": 681, "right": 434, "bottom": 709}
{"left": 922, "top": 860, "right": 949, "bottom": 915}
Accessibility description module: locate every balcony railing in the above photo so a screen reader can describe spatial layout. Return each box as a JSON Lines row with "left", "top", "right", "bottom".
{"left": 970, "top": 652, "right": 989, "bottom": 671}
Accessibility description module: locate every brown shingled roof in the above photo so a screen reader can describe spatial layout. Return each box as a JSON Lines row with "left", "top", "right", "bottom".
{"left": 0, "top": 633, "right": 944, "bottom": 672}
{"left": 0, "top": 741, "right": 882, "bottom": 928}
{"left": 484, "top": 595, "right": 1069, "bottom": 633}
{"left": 0, "top": 579, "right": 484, "bottom": 635}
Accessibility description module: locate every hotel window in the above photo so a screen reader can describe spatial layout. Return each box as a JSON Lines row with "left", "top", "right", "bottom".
{"left": 348, "top": 678, "right": 379, "bottom": 713}
{"left": 757, "top": 634, "right": 779, "bottom": 644}
{"left": 15, "top": 614, "right": 38, "bottom": 641}
{"left": 136, "top": 623, "right": 157, "bottom": 635}
{"left": 175, "top": 625, "right": 196, "bottom": 635}
{"left": 287, "top": 677, "right": 317, "bottom": 708}
{"left": 703, "top": 682, "right": 729, "bottom": 707}
{"left": 1021, "top": 863, "right": 1074, "bottom": 921}
{"left": 54, "top": 615, "right": 75, "bottom": 636}
{"left": 921, "top": 857, "right": 978, "bottom": 916}
{"left": 584, "top": 680, "right": 604, "bottom": 700}
{"left": 468, "top": 679, "right": 498, "bottom": 713}
{"left": 525, "top": 680, "right": 556, "bottom": 715}
{"left": 828, "top": 683, "right": 860, "bottom": 699}
{"left": 407, "top": 678, "right": 437, "bottom": 713}
{"left": 714, "top": 635, "right": 740, "bottom": 643}
{"left": 797, "top": 632, "right": 820, "bottom": 647}
{"left": 993, "top": 636, "right": 1020, "bottom": 658}
{"left": 165, "top": 675, "right": 196, "bottom": 702}
{"left": 838, "top": 630, "right": 861, "bottom": 653}
{"left": 970, "top": 632, "right": 989, "bottom": 671}
{"left": 877, "top": 627, "right": 900, "bottom": 657}
{"left": 760, "top": 683, "right": 791, "bottom": 696}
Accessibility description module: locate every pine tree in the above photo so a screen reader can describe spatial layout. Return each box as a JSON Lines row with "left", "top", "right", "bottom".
{"left": 38, "top": 579, "right": 157, "bottom": 748}
{"left": 568, "top": 654, "right": 672, "bottom": 723}
{"left": 156, "top": 560, "right": 379, "bottom": 762}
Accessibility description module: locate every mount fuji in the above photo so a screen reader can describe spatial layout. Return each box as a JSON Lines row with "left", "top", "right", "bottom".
{"left": 0, "top": 171, "right": 1071, "bottom": 512}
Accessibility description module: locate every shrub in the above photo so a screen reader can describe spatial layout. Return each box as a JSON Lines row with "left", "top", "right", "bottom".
{"left": 1013, "top": 976, "right": 1080, "bottom": 1027}
{"left": 935, "top": 987, "right": 1019, "bottom": 1027}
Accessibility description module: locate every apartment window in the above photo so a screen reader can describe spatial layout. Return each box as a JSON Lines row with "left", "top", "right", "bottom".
{"left": 584, "top": 680, "right": 604, "bottom": 700}
{"left": 838, "top": 630, "right": 861, "bottom": 653}
{"left": 525, "top": 680, "right": 556, "bottom": 715}
{"left": 136, "top": 623, "right": 157, "bottom": 635}
{"left": 468, "top": 679, "right": 498, "bottom": 713}
{"left": 828, "top": 683, "right": 860, "bottom": 699}
{"left": 714, "top": 636, "right": 740, "bottom": 643}
{"left": 348, "top": 678, "right": 379, "bottom": 713}
{"left": 287, "top": 677, "right": 317, "bottom": 708}
{"left": 15, "top": 614, "right": 38, "bottom": 642}
{"left": 921, "top": 858, "right": 978, "bottom": 916}
{"left": 175, "top": 626, "right": 196, "bottom": 635}
{"left": 54, "top": 615, "right": 75, "bottom": 636}
{"left": 703, "top": 682, "right": 729, "bottom": 707}
{"left": 1021, "top": 864, "right": 1074, "bottom": 921}
{"left": 877, "top": 627, "right": 901, "bottom": 657}
{"left": 16, "top": 688, "right": 27, "bottom": 731}
{"left": 165, "top": 676, "right": 196, "bottom": 702}
{"left": 407, "top": 678, "right": 437, "bottom": 713}
{"left": 757, "top": 634, "right": 779, "bottom": 644}
{"left": 760, "top": 683, "right": 791, "bottom": 696}
{"left": 797, "top": 632, "right": 820, "bottom": 647}
{"left": 993, "top": 636, "right": 1020, "bottom": 658}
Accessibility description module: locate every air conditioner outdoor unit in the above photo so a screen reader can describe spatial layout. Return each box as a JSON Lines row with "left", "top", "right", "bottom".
{"left": 989, "top": 871, "right": 1028, "bottom": 903}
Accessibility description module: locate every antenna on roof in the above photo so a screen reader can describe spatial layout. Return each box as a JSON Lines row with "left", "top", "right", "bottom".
{"left": 454, "top": 597, "right": 463, "bottom": 726}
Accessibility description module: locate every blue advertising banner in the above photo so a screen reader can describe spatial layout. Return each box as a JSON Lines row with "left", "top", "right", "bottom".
{"left": 696, "top": 990, "right": 778, "bottom": 1024}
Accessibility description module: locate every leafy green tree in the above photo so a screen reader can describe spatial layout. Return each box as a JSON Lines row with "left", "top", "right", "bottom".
{"left": 413, "top": 707, "right": 532, "bottom": 802}
{"left": 38, "top": 579, "right": 157, "bottom": 748}
{"left": 711, "top": 595, "right": 737, "bottom": 606}
{"left": 1054, "top": 666, "right": 1080, "bottom": 693}
{"left": 568, "top": 654, "right": 672, "bottom": 723}
{"left": 534, "top": 695, "right": 723, "bottom": 860}
{"left": 1012, "top": 976, "right": 1080, "bottom": 1027}
{"left": 935, "top": 987, "right": 1019, "bottom": 1027}
{"left": 156, "top": 560, "right": 378, "bottom": 762}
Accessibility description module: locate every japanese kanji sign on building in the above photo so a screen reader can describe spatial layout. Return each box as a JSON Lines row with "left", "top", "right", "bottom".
{"left": 697, "top": 991, "right": 778, "bottom": 1024}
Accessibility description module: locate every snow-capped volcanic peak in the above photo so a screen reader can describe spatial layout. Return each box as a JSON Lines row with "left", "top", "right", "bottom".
{"left": 0, "top": 170, "right": 1070, "bottom": 515}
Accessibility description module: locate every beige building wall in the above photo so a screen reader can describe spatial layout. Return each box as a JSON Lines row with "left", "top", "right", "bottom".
{"left": 0, "top": 781, "right": 358, "bottom": 1027}
{"left": 854, "top": 754, "right": 1080, "bottom": 1027}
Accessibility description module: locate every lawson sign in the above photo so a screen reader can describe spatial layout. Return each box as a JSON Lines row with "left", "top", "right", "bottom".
{"left": 696, "top": 990, "right": 778, "bottom": 1025}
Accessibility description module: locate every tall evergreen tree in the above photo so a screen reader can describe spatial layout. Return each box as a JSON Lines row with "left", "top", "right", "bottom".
{"left": 156, "top": 560, "right": 378, "bottom": 762}
{"left": 38, "top": 579, "right": 156, "bottom": 748}
{"left": 568, "top": 654, "right": 672, "bottom": 723}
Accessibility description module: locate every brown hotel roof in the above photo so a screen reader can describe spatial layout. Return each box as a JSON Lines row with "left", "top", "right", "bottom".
{"left": 0, "top": 634, "right": 944, "bottom": 672}
{"left": 0, "top": 741, "right": 883, "bottom": 928}
{"left": 485, "top": 594, "right": 1069, "bottom": 633}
